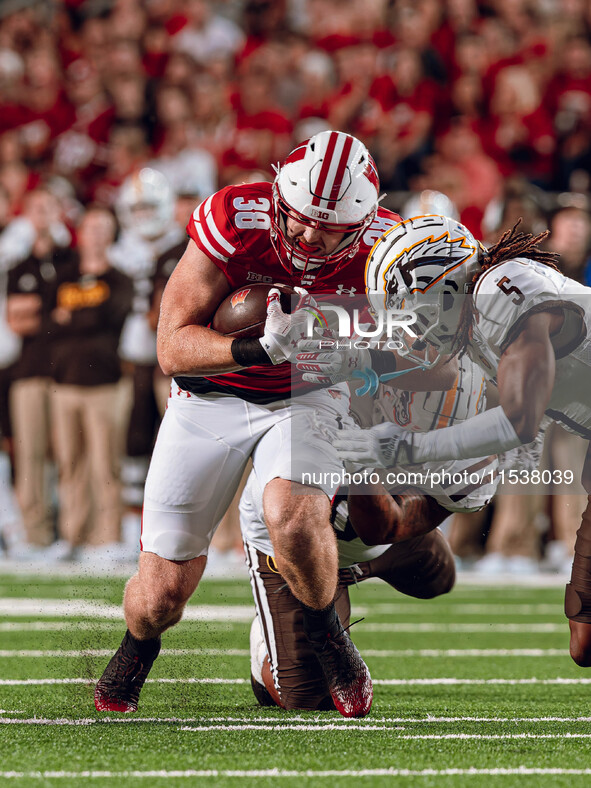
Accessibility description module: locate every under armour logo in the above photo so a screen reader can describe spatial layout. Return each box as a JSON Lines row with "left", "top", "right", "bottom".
{"left": 290, "top": 331, "right": 306, "bottom": 348}
{"left": 336, "top": 284, "right": 357, "bottom": 296}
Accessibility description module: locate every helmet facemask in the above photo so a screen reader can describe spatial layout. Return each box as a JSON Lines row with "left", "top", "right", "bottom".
{"left": 271, "top": 183, "right": 374, "bottom": 281}
{"left": 387, "top": 291, "right": 466, "bottom": 369}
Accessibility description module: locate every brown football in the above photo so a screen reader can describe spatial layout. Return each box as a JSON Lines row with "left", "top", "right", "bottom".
{"left": 211, "top": 283, "right": 297, "bottom": 339}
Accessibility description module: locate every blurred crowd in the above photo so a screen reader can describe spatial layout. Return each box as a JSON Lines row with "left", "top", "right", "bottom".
{"left": 1, "top": 0, "right": 591, "bottom": 572}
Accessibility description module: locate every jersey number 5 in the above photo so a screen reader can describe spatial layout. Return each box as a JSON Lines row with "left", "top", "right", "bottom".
{"left": 496, "top": 276, "right": 524, "bottom": 305}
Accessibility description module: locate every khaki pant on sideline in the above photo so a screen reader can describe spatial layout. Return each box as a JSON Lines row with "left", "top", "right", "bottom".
{"left": 9, "top": 377, "right": 53, "bottom": 546}
{"left": 51, "top": 383, "right": 122, "bottom": 546}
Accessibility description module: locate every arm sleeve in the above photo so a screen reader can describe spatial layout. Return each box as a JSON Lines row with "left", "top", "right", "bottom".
{"left": 411, "top": 405, "right": 521, "bottom": 463}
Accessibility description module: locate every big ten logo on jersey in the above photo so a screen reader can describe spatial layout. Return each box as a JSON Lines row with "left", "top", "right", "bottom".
{"left": 246, "top": 271, "right": 274, "bottom": 284}
{"left": 233, "top": 197, "right": 271, "bottom": 230}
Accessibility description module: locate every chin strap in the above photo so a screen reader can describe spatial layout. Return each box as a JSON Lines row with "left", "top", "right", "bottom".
{"left": 351, "top": 365, "right": 428, "bottom": 397}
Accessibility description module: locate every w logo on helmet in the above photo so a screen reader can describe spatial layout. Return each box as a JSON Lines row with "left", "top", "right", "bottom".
{"left": 231, "top": 289, "right": 251, "bottom": 308}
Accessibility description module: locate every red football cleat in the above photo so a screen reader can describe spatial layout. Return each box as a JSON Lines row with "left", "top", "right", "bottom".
{"left": 314, "top": 628, "right": 373, "bottom": 718}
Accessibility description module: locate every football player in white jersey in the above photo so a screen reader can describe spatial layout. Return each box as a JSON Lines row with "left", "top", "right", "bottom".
{"left": 243, "top": 360, "right": 506, "bottom": 710}
{"left": 327, "top": 215, "right": 591, "bottom": 669}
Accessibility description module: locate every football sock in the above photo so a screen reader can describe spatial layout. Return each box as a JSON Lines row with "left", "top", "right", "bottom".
{"left": 122, "top": 629, "right": 161, "bottom": 660}
{"left": 301, "top": 601, "right": 341, "bottom": 645}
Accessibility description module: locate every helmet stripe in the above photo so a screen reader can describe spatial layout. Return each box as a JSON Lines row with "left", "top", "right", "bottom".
{"left": 327, "top": 134, "right": 353, "bottom": 210}
{"left": 311, "top": 130, "right": 339, "bottom": 207}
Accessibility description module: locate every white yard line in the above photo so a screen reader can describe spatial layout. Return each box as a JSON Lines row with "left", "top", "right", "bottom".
{"left": 367, "top": 603, "right": 562, "bottom": 615}
{"left": 0, "top": 621, "right": 239, "bottom": 632}
{"left": 1, "top": 677, "right": 590, "bottom": 686}
{"left": 0, "top": 600, "right": 255, "bottom": 621}
{"left": 0, "top": 649, "right": 251, "bottom": 658}
{"left": 0, "top": 678, "right": 247, "bottom": 686}
{"left": 178, "top": 729, "right": 591, "bottom": 738}
{"left": 0, "top": 768, "right": 590, "bottom": 779}
{"left": 0, "top": 622, "right": 568, "bottom": 634}
{"left": 0, "top": 648, "right": 570, "bottom": 658}
{"left": 0, "top": 599, "right": 568, "bottom": 620}
{"left": 2, "top": 715, "right": 591, "bottom": 725}
{"left": 363, "top": 623, "right": 564, "bottom": 632}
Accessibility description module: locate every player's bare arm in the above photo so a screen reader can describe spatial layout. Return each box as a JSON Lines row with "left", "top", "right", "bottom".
{"left": 497, "top": 309, "right": 563, "bottom": 442}
{"left": 157, "top": 239, "right": 237, "bottom": 376}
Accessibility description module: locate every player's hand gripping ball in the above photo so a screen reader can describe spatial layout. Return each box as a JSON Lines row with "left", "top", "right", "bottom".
{"left": 212, "top": 283, "right": 297, "bottom": 339}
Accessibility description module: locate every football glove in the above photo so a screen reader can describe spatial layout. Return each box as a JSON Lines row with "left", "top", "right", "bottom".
{"left": 259, "top": 287, "right": 320, "bottom": 365}
{"left": 333, "top": 422, "right": 415, "bottom": 468}
{"left": 296, "top": 338, "right": 372, "bottom": 387}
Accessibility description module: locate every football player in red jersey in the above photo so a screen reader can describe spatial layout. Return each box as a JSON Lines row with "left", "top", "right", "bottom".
{"left": 94, "top": 131, "right": 451, "bottom": 718}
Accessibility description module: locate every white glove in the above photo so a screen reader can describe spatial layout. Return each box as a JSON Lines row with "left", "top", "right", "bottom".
{"left": 296, "top": 337, "right": 371, "bottom": 386}
{"left": 333, "top": 422, "right": 415, "bottom": 468}
{"left": 497, "top": 418, "right": 548, "bottom": 475}
{"left": 259, "top": 287, "right": 318, "bottom": 365}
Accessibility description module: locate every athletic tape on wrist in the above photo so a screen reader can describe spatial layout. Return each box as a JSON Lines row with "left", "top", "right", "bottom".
{"left": 231, "top": 337, "right": 273, "bottom": 367}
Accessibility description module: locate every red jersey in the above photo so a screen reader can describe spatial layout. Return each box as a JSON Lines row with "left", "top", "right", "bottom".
{"left": 177, "top": 181, "right": 401, "bottom": 403}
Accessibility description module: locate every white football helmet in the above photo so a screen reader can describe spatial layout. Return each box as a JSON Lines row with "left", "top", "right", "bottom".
{"left": 365, "top": 215, "right": 484, "bottom": 367}
{"left": 271, "top": 130, "right": 379, "bottom": 280}
{"left": 116, "top": 168, "right": 175, "bottom": 240}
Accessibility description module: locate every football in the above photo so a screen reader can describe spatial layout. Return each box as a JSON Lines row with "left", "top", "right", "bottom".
{"left": 211, "top": 283, "right": 297, "bottom": 339}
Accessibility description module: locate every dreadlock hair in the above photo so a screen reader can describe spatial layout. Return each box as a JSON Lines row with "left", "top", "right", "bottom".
{"left": 451, "top": 219, "right": 562, "bottom": 358}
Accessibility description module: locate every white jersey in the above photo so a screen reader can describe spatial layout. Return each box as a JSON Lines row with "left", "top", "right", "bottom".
{"left": 471, "top": 258, "right": 591, "bottom": 440}
{"left": 364, "top": 356, "right": 486, "bottom": 433}
{"left": 240, "top": 356, "right": 498, "bottom": 563}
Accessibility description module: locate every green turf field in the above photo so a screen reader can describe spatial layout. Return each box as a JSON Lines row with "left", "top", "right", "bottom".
{"left": 1, "top": 569, "right": 590, "bottom": 787}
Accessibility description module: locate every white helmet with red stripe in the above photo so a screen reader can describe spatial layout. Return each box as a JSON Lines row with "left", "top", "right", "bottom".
{"left": 365, "top": 215, "right": 483, "bottom": 367}
{"left": 271, "top": 130, "right": 379, "bottom": 278}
